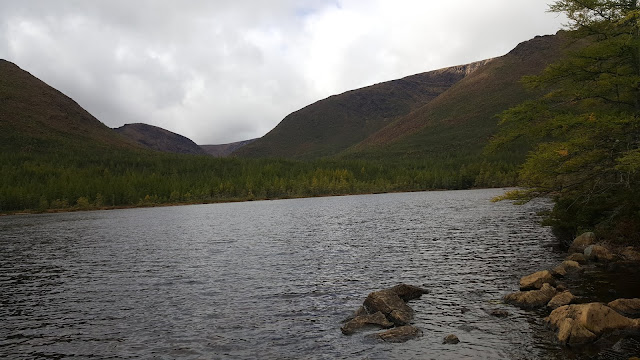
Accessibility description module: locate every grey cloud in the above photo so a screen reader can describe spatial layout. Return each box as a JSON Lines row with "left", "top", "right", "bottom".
{"left": 0, "top": 0, "right": 564, "bottom": 145}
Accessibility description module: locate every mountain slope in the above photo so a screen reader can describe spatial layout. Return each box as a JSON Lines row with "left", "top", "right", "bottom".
{"left": 200, "top": 139, "right": 257, "bottom": 157}
{"left": 0, "top": 59, "right": 137, "bottom": 153}
{"left": 114, "top": 123, "right": 207, "bottom": 155}
{"left": 348, "top": 32, "right": 570, "bottom": 159}
{"left": 234, "top": 60, "right": 490, "bottom": 159}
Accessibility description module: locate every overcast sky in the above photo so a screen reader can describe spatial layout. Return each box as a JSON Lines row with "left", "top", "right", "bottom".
{"left": 0, "top": 1, "right": 566, "bottom": 145}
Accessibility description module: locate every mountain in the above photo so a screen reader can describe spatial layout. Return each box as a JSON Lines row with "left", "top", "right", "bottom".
{"left": 114, "top": 123, "right": 207, "bottom": 155}
{"left": 233, "top": 59, "right": 491, "bottom": 159}
{"left": 234, "top": 32, "right": 571, "bottom": 161}
{"left": 348, "top": 32, "right": 570, "bottom": 159}
{"left": 200, "top": 139, "right": 257, "bottom": 157}
{"left": 0, "top": 59, "right": 137, "bottom": 153}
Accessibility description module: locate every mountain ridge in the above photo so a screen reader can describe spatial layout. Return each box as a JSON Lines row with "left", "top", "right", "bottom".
{"left": 233, "top": 59, "right": 492, "bottom": 159}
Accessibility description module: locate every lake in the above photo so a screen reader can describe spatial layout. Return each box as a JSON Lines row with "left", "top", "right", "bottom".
{"left": 0, "top": 189, "right": 628, "bottom": 359}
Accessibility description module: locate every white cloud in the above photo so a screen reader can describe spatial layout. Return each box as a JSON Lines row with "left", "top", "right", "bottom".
{"left": 0, "top": 0, "right": 565, "bottom": 144}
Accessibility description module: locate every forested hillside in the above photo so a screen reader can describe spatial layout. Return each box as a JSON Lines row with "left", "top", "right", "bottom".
{"left": 234, "top": 60, "right": 490, "bottom": 159}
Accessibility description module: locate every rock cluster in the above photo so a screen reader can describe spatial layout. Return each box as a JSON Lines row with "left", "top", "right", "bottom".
{"left": 504, "top": 232, "right": 640, "bottom": 346}
{"left": 341, "top": 284, "right": 428, "bottom": 343}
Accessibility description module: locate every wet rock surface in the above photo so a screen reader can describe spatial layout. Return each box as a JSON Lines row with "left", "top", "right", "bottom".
{"left": 341, "top": 312, "right": 394, "bottom": 335}
{"left": 608, "top": 298, "right": 640, "bottom": 318}
{"left": 520, "top": 270, "right": 556, "bottom": 290}
{"left": 546, "top": 303, "right": 640, "bottom": 345}
{"left": 504, "top": 283, "right": 557, "bottom": 309}
{"left": 370, "top": 325, "right": 423, "bottom": 343}
{"left": 551, "top": 260, "right": 581, "bottom": 277}
{"left": 547, "top": 291, "right": 577, "bottom": 309}
{"left": 442, "top": 334, "right": 460, "bottom": 344}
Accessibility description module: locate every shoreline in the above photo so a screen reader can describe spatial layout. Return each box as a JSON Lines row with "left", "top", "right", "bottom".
{"left": 0, "top": 186, "right": 510, "bottom": 216}
{"left": 503, "top": 232, "right": 640, "bottom": 351}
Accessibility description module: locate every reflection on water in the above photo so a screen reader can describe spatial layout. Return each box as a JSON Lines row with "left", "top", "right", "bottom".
{"left": 0, "top": 189, "right": 636, "bottom": 359}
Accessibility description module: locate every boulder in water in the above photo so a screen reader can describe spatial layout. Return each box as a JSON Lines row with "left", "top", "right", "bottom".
{"left": 341, "top": 311, "right": 394, "bottom": 335}
{"left": 442, "top": 334, "right": 460, "bottom": 344}
{"left": 520, "top": 270, "right": 556, "bottom": 290}
{"left": 389, "top": 284, "right": 429, "bottom": 302}
{"left": 548, "top": 291, "right": 577, "bottom": 309}
{"left": 551, "top": 260, "right": 582, "bottom": 277}
{"left": 504, "top": 283, "right": 557, "bottom": 309}
{"left": 546, "top": 303, "right": 640, "bottom": 345}
{"left": 364, "top": 289, "right": 414, "bottom": 326}
{"left": 608, "top": 298, "right": 640, "bottom": 317}
{"left": 370, "top": 325, "right": 423, "bottom": 343}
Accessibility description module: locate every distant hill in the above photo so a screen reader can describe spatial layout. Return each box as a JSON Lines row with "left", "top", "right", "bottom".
{"left": 233, "top": 59, "right": 491, "bottom": 159}
{"left": 0, "top": 59, "right": 138, "bottom": 153}
{"left": 200, "top": 139, "right": 257, "bottom": 157}
{"left": 114, "top": 123, "right": 207, "bottom": 155}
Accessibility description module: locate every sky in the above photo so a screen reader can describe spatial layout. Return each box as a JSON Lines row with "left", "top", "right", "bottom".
{"left": 0, "top": 1, "right": 567, "bottom": 145}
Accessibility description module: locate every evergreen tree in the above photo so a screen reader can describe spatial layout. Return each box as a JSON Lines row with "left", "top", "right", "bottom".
{"left": 492, "top": 0, "right": 640, "bottom": 240}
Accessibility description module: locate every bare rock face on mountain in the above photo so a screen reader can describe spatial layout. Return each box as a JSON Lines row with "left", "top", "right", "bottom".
{"left": 114, "top": 123, "right": 207, "bottom": 155}
{"left": 201, "top": 139, "right": 257, "bottom": 157}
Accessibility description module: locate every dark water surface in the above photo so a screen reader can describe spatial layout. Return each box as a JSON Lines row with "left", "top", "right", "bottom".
{"left": 0, "top": 189, "right": 636, "bottom": 359}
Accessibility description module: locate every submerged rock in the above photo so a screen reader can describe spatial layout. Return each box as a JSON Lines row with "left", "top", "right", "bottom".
{"left": 490, "top": 309, "right": 510, "bottom": 318}
{"left": 341, "top": 311, "right": 394, "bottom": 335}
{"left": 548, "top": 291, "right": 577, "bottom": 309}
{"left": 520, "top": 270, "right": 556, "bottom": 291}
{"left": 584, "top": 244, "right": 615, "bottom": 262}
{"left": 370, "top": 325, "right": 423, "bottom": 343}
{"left": 546, "top": 303, "right": 640, "bottom": 345}
{"left": 568, "top": 232, "right": 597, "bottom": 254}
{"left": 442, "top": 334, "right": 460, "bottom": 344}
{"left": 608, "top": 298, "right": 640, "bottom": 318}
{"left": 504, "top": 283, "right": 557, "bottom": 309}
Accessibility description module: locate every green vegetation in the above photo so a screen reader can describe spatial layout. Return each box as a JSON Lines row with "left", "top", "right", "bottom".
{"left": 491, "top": 0, "right": 640, "bottom": 242}
{"left": 0, "top": 145, "right": 516, "bottom": 213}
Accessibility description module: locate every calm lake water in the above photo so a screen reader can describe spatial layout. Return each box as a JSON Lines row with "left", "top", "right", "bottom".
{"left": 0, "top": 189, "right": 637, "bottom": 359}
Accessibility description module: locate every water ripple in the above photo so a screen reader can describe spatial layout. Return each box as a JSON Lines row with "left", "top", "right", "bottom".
{"left": 0, "top": 189, "right": 605, "bottom": 359}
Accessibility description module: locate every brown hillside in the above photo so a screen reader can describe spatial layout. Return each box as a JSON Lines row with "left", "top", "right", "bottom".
{"left": 233, "top": 60, "right": 490, "bottom": 159}
{"left": 114, "top": 123, "right": 207, "bottom": 155}
{"left": 0, "top": 59, "right": 137, "bottom": 152}
{"left": 348, "top": 32, "right": 572, "bottom": 157}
